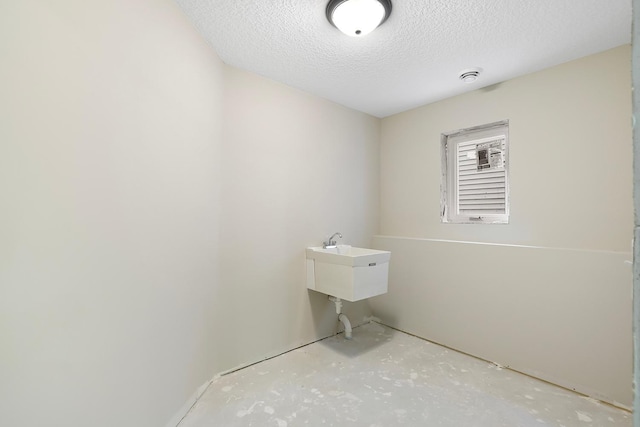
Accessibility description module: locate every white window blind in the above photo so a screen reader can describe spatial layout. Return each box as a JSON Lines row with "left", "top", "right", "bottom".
{"left": 441, "top": 120, "right": 509, "bottom": 224}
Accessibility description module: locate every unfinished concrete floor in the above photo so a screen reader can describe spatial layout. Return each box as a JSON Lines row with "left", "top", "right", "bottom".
{"left": 178, "top": 322, "right": 630, "bottom": 427}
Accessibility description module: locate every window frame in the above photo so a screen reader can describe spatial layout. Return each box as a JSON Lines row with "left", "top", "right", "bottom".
{"left": 440, "top": 120, "right": 510, "bottom": 224}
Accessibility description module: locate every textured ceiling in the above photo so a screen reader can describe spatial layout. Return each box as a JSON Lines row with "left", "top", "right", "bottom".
{"left": 175, "top": 0, "right": 631, "bottom": 118}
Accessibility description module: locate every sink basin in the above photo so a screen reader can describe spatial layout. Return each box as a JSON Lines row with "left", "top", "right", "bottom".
{"left": 306, "top": 245, "right": 391, "bottom": 302}
{"left": 306, "top": 245, "right": 390, "bottom": 266}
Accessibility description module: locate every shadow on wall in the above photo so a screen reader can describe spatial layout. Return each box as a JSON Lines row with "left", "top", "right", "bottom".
{"left": 307, "top": 289, "right": 375, "bottom": 344}
{"left": 479, "top": 83, "right": 504, "bottom": 93}
{"left": 308, "top": 289, "right": 341, "bottom": 336}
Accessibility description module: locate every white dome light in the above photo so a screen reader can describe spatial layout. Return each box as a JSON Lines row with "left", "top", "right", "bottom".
{"left": 327, "top": 0, "right": 392, "bottom": 37}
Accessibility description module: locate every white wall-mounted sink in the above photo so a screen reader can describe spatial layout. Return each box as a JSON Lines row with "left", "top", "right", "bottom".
{"left": 306, "top": 245, "right": 391, "bottom": 302}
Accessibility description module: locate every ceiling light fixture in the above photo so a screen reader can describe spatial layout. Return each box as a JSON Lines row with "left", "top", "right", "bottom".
{"left": 326, "top": 0, "right": 392, "bottom": 37}
{"left": 459, "top": 68, "right": 482, "bottom": 83}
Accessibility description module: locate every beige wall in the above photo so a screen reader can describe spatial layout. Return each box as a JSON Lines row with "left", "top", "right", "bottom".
{"left": 213, "top": 66, "right": 379, "bottom": 376}
{"left": 0, "top": 1, "right": 378, "bottom": 426}
{"left": 0, "top": 1, "right": 226, "bottom": 426}
{"left": 380, "top": 46, "right": 632, "bottom": 251}
{"left": 632, "top": 0, "right": 640, "bottom": 422}
{"left": 371, "top": 46, "right": 633, "bottom": 406}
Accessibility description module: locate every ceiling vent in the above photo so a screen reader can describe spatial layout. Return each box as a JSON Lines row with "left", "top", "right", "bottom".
{"left": 459, "top": 68, "right": 481, "bottom": 83}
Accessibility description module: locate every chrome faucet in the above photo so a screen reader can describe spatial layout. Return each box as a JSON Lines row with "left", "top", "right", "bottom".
{"left": 323, "top": 232, "right": 342, "bottom": 249}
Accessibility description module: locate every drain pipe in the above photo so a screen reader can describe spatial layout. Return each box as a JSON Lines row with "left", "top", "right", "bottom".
{"left": 338, "top": 313, "right": 352, "bottom": 339}
{"left": 329, "top": 296, "right": 352, "bottom": 339}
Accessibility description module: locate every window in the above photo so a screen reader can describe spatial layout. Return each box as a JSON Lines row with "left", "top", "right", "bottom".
{"left": 441, "top": 120, "right": 509, "bottom": 224}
